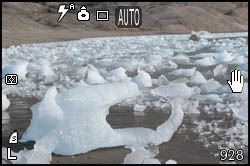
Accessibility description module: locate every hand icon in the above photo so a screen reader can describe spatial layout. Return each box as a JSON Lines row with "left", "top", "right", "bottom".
{"left": 227, "top": 69, "right": 244, "bottom": 93}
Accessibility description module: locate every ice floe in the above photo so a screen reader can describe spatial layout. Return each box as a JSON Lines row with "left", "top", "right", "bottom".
{"left": 85, "top": 70, "right": 106, "bottom": 85}
{"left": 152, "top": 83, "right": 198, "bottom": 98}
{"left": 2, "top": 93, "right": 10, "bottom": 111}
{"left": 213, "top": 64, "right": 228, "bottom": 77}
{"left": 190, "top": 71, "right": 207, "bottom": 85}
{"left": 132, "top": 69, "right": 152, "bottom": 88}
{"left": 168, "top": 67, "right": 196, "bottom": 77}
{"left": 194, "top": 56, "right": 217, "bottom": 66}
{"left": 2, "top": 60, "right": 29, "bottom": 80}
{"left": 200, "top": 79, "right": 222, "bottom": 94}
{"left": 105, "top": 67, "right": 130, "bottom": 82}
{"left": 165, "top": 159, "right": 177, "bottom": 164}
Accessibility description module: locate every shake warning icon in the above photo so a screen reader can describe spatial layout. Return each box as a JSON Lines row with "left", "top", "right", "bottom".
{"left": 115, "top": 6, "right": 142, "bottom": 28}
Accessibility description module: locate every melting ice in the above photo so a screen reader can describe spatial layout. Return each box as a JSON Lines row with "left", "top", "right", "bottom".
{"left": 2, "top": 31, "right": 248, "bottom": 164}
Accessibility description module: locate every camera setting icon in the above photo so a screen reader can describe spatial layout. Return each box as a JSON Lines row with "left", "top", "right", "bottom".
{"left": 5, "top": 74, "right": 18, "bottom": 85}
{"left": 77, "top": 6, "right": 90, "bottom": 21}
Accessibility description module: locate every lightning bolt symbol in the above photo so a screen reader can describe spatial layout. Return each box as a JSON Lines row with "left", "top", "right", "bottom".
{"left": 57, "top": 4, "right": 69, "bottom": 23}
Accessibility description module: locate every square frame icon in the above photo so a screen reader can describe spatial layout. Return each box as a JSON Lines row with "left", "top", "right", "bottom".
{"left": 96, "top": 10, "right": 109, "bottom": 21}
{"left": 5, "top": 74, "right": 18, "bottom": 85}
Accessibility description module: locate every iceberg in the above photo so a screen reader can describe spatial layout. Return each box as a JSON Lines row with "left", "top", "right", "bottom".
{"left": 132, "top": 69, "right": 152, "bottom": 88}
{"left": 85, "top": 70, "right": 106, "bottom": 85}
{"left": 18, "top": 81, "right": 183, "bottom": 163}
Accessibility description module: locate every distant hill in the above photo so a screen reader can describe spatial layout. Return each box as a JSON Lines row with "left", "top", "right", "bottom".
{"left": 2, "top": 2, "right": 248, "bottom": 47}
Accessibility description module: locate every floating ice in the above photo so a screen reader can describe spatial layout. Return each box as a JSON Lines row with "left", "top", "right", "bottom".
{"left": 192, "top": 94, "right": 223, "bottom": 103}
{"left": 132, "top": 69, "right": 152, "bottom": 88}
{"left": 190, "top": 71, "right": 207, "bottom": 85}
{"left": 2, "top": 60, "right": 29, "bottom": 80}
{"left": 31, "top": 59, "right": 54, "bottom": 78}
{"left": 123, "top": 144, "right": 159, "bottom": 164}
{"left": 237, "top": 64, "right": 248, "bottom": 72}
{"left": 200, "top": 79, "right": 222, "bottom": 93}
{"left": 165, "top": 159, "right": 177, "bottom": 164}
{"left": 134, "top": 104, "right": 147, "bottom": 112}
{"left": 105, "top": 67, "right": 130, "bottom": 82}
{"left": 143, "top": 158, "right": 161, "bottom": 164}
{"left": 152, "top": 83, "right": 198, "bottom": 98}
{"left": 227, "top": 56, "right": 247, "bottom": 65}
{"left": 214, "top": 51, "right": 235, "bottom": 63}
{"left": 19, "top": 82, "right": 183, "bottom": 163}
{"left": 169, "top": 53, "right": 190, "bottom": 63}
{"left": 171, "top": 77, "right": 190, "bottom": 84}
{"left": 2, "top": 32, "right": 248, "bottom": 164}
{"left": 213, "top": 64, "right": 228, "bottom": 77}
{"left": 21, "top": 87, "right": 64, "bottom": 141}
{"left": 186, "top": 100, "right": 200, "bottom": 114}
{"left": 230, "top": 105, "right": 248, "bottom": 121}
{"left": 194, "top": 56, "right": 216, "bottom": 66}
{"left": 85, "top": 70, "right": 106, "bottom": 85}
{"left": 168, "top": 67, "right": 196, "bottom": 77}
{"left": 2, "top": 94, "right": 10, "bottom": 111}
{"left": 157, "top": 75, "right": 169, "bottom": 86}
{"left": 146, "top": 54, "right": 162, "bottom": 65}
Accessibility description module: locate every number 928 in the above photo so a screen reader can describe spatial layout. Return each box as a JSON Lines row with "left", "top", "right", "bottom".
{"left": 220, "top": 149, "right": 244, "bottom": 161}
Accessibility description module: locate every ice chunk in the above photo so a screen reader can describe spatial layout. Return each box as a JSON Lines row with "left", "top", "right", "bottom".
{"left": 20, "top": 87, "right": 64, "bottom": 141}
{"left": 186, "top": 100, "right": 200, "bottom": 114}
{"left": 190, "top": 71, "right": 207, "bottom": 85}
{"left": 194, "top": 57, "right": 216, "bottom": 66}
{"left": 166, "top": 60, "right": 178, "bottom": 69}
{"left": 171, "top": 78, "right": 190, "bottom": 84}
{"left": 85, "top": 70, "right": 106, "bottom": 85}
{"left": 214, "top": 51, "right": 235, "bottom": 63}
{"left": 20, "top": 82, "right": 183, "bottom": 159}
{"left": 168, "top": 67, "right": 196, "bottom": 77}
{"left": 169, "top": 54, "right": 190, "bottom": 62}
{"left": 37, "top": 61, "right": 54, "bottom": 77}
{"left": 132, "top": 69, "right": 152, "bottom": 88}
{"left": 213, "top": 64, "right": 228, "bottom": 77}
{"left": 200, "top": 79, "right": 221, "bottom": 93}
{"left": 13, "top": 135, "right": 55, "bottom": 164}
{"left": 165, "top": 159, "right": 177, "bottom": 164}
{"left": 192, "top": 94, "right": 223, "bottom": 103}
{"left": 123, "top": 144, "right": 159, "bottom": 164}
{"left": 143, "top": 158, "right": 161, "bottom": 164}
{"left": 2, "top": 60, "right": 29, "bottom": 80}
{"left": 74, "top": 80, "right": 89, "bottom": 87}
{"left": 227, "top": 56, "right": 247, "bottom": 65}
{"left": 157, "top": 75, "right": 169, "bottom": 86}
{"left": 105, "top": 67, "right": 130, "bottom": 82}
{"left": 230, "top": 106, "right": 248, "bottom": 121}
{"left": 2, "top": 94, "right": 10, "bottom": 111}
{"left": 134, "top": 104, "right": 147, "bottom": 112}
{"left": 152, "top": 83, "right": 195, "bottom": 98}
{"left": 237, "top": 64, "right": 248, "bottom": 72}
{"left": 146, "top": 54, "right": 162, "bottom": 65}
